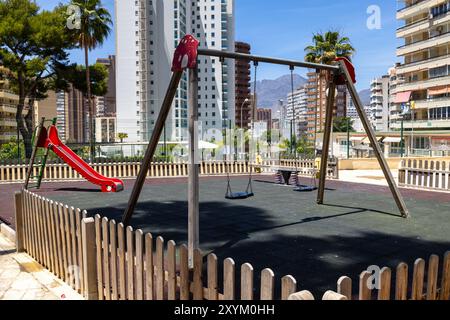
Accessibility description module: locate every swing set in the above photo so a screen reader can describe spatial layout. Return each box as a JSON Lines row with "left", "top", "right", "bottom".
{"left": 121, "top": 35, "right": 410, "bottom": 260}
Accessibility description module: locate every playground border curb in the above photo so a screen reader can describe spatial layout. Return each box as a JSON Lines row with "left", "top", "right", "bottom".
{"left": 0, "top": 222, "right": 15, "bottom": 243}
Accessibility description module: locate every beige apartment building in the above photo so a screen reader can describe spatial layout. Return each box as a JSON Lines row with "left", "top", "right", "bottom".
{"left": 306, "top": 71, "right": 347, "bottom": 145}
{"left": 393, "top": 0, "right": 450, "bottom": 153}
{"left": 0, "top": 71, "right": 18, "bottom": 144}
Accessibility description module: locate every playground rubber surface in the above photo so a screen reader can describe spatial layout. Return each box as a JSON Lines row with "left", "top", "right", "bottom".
{"left": 1, "top": 176, "right": 450, "bottom": 296}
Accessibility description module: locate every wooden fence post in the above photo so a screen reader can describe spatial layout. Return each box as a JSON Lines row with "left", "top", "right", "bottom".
{"left": 288, "top": 291, "right": 315, "bottom": 300}
{"left": 441, "top": 252, "right": 450, "bottom": 300}
{"left": 323, "top": 291, "right": 347, "bottom": 300}
{"left": 337, "top": 276, "right": 352, "bottom": 300}
{"left": 81, "top": 217, "right": 98, "bottom": 300}
{"left": 14, "top": 191, "right": 25, "bottom": 252}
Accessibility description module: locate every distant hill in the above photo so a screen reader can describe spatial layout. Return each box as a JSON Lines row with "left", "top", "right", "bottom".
{"left": 252, "top": 74, "right": 307, "bottom": 110}
{"left": 252, "top": 74, "right": 370, "bottom": 111}
{"left": 358, "top": 89, "right": 371, "bottom": 106}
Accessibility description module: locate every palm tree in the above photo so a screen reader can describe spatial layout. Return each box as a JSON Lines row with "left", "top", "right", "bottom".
{"left": 70, "top": 0, "right": 112, "bottom": 161}
{"left": 118, "top": 133, "right": 128, "bottom": 143}
{"left": 304, "top": 31, "right": 355, "bottom": 152}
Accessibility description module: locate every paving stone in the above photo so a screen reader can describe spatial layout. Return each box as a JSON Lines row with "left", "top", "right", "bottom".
{"left": 0, "top": 234, "right": 82, "bottom": 300}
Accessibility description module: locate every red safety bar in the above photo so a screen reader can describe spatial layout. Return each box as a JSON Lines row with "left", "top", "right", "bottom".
{"left": 172, "top": 35, "right": 200, "bottom": 72}
{"left": 335, "top": 57, "right": 356, "bottom": 85}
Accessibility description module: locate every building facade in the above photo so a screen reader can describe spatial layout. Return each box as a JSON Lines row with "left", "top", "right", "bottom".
{"left": 95, "top": 56, "right": 117, "bottom": 118}
{"left": 67, "top": 85, "right": 88, "bottom": 143}
{"left": 306, "top": 71, "right": 347, "bottom": 145}
{"left": 370, "top": 75, "right": 390, "bottom": 132}
{"left": 393, "top": 0, "right": 450, "bottom": 153}
{"left": 0, "top": 67, "right": 19, "bottom": 144}
{"left": 286, "top": 86, "right": 308, "bottom": 136}
{"left": 56, "top": 91, "right": 69, "bottom": 142}
{"left": 95, "top": 117, "right": 117, "bottom": 143}
{"left": 235, "top": 41, "right": 251, "bottom": 129}
{"left": 256, "top": 108, "right": 272, "bottom": 129}
{"left": 116, "top": 0, "right": 235, "bottom": 143}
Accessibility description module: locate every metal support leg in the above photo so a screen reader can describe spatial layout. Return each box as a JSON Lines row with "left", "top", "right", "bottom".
{"left": 24, "top": 117, "right": 45, "bottom": 190}
{"left": 338, "top": 61, "right": 409, "bottom": 218}
{"left": 188, "top": 68, "right": 200, "bottom": 266}
{"left": 317, "top": 75, "right": 336, "bottom": 205}
{"left": 122, "top": 71, "right": 183, "bottom": 226}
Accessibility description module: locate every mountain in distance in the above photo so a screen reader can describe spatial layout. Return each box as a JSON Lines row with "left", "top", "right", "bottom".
{"left": 358, "top": 89, "right": 371, "bottom": 106}
{"left": 253, "top": 74, "right": 307, "bottom": 110}
{"left": 253, "top": 73, "right": 370, "bottom": 111}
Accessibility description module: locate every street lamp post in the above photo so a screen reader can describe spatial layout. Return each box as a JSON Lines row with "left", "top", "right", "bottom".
{"left": 240, "top": 98, "right": 249, "bottom": 128}
{"left": 347, "top": 117, "right": 350, "bottom": 159}
{"left": 400, "top": 116, "right": 404, "bottom": 158}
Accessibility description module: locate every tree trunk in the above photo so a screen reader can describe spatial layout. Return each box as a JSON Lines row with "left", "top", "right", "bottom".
{"left": 85, "top": 45, "right": 95, "bottom": 162}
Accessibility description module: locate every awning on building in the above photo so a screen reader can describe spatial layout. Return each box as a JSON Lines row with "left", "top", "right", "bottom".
{"left": 361, "top": 136, "right": 383, "bottom": 144}
{"left": 394, "top": 91, "right": 412, "bottom": 104}
{"left": 383, "top": 137, "right": 402, "bottom": 143}
{"left": 350, "top": 136, "right": 365, "bottom": 142}
{"left": 428, "top": 86, "right": 450, "bottom": 96}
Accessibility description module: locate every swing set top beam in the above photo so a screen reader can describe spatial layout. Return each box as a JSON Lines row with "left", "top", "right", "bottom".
{"left": 197, "top": 48, "right": 340, "bottom": 71}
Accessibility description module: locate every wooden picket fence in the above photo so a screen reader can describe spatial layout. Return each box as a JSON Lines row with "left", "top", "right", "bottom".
{"left": 93, "top": 214, "right": 300, "bottom": 301}
{"left": 399, "top": 159, "right": 450, "bottom": 192}
{"left": 1, "top": 159, "right": 339, "bottom": 183}
{"left": 14, "top": 189, "right": 449, "bottom": 300}
{"left": 17, "top": 189, "right": 88, "bottom": 294}
{"left": 334, "top": 254, "right": 450, "bottom": 300}
{"left": 0, "top": 161, "right": 253, "bottom": 183}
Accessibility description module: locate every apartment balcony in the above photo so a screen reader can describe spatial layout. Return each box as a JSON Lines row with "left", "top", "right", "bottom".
{"left": 397, "top": 31, "right": 450, "bottom": 56}
{"left": 0, "top": 132, "right": 16, "bottom": 141}
{"left": 0, "top": 119, "right": 17, "bottom": 127}
{"left": 0, "top": 104, "right": 17, "bottom": 114}
{"left": 0, "top": 90, "right": 19, "bottom": 101}
{"left": 397, "top": 17, "right": 429, "bottom": 38}
{"left": 393, "top": 74, "right": 450, "bottom": 93}
{"left": 397, "top": 11, "right": 450, "bottom": 38}
{"left": 413, "top": 96, "right": 450, "bottom": 109}
{"left": 397, "top": 53, "right": 450, "bottom": 74}
{"left": 390, "top": 119, "right": 450, "bottom": 129}
{"left": 397, "top": 0, "right": 446, "bottom": 20}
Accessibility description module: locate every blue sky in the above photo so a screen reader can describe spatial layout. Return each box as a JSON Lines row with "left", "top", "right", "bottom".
{"left": 37, "top": 0, "right": 402, "bottom": 90}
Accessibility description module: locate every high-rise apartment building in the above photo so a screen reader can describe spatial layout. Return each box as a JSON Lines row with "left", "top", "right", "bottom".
{"left": 56, "top": 91, "right": 69, "bottom": 142}
{"left": 256, "top": 108, "right": 272, "bottom": 129}
{"left": 116, "top": 0, "right": 235, "bottom": 143}
{"left": 95, "top": 56, "right": 117, "bottom": 118}
{"left": 393, "top": 0, "right": 450, "bottom": 135}
{"left": 235, "top": 42, "right": 251, "bottom": 129}
{"left": 370, "top": 75, "right": 390, "bottom": 132}
{"left": 286, "top": 86, "right": 308, "bottom": 135}
{"left": 67, "top": 85, "right": 88, "bottom": 143}
{"left": 0, "top": 67, "right": 20, "bottom": 144}
{"left": 306, "top": 71, "right": 347, "bottom": 144}
{"left": 95, "top": 117, "right": 117, "bottom": 143}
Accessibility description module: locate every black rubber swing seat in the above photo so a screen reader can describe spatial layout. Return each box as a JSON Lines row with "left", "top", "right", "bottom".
{"left": 294, "top": 185, "right": 318, "bottom": 192}
{"left": 226, "top": 192, "right": 254, "bottom": 200}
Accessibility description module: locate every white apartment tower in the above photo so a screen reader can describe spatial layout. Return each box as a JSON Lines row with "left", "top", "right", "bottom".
{"left": 286, "top": 86, "right": 308, "bottom": 135}
{"left": 116, "top": 0, "right": 235, "bottom": 143}
{"left": 370, "top": 76, "right": 390, "bottom": 132}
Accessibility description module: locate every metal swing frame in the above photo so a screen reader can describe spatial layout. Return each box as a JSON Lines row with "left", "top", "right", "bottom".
{"left": 122, "top": 35, "right": 410, "bottom": 263}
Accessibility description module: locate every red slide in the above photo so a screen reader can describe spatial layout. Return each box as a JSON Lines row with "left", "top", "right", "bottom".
{"left": 45, "top": 125, "right": 124, "bottom": 193}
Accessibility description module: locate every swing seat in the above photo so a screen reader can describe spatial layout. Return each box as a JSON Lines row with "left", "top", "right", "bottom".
{"left": 226, "top": 191, "right": 254, "bottom": 200}
{"left": 294, "top": 185, "right": 317, "bottom": 192}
